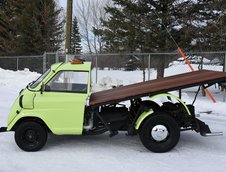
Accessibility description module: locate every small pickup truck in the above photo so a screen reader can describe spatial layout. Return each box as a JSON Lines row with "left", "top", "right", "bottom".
{"left": 1, "top": 59, "right": 226, "bottom": 152}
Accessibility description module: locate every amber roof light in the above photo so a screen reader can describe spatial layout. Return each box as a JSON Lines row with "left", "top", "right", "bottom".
{"left": 70, "top": 58, "right": 84, "bottom": 64}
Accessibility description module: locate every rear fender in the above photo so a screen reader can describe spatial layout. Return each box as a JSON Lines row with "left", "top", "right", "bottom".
{"left": 150, "top": 93, "right": 191, "bottom": 116}
{"left": 134, "top": 93, "right": 192, "bottom": 130}
{"left": 135, "top": 109, "right": 154, "bottom": 130}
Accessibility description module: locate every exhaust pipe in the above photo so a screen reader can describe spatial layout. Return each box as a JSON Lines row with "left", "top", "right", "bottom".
{"left": 202, "top": 132, "right": 223, "bottom": 137}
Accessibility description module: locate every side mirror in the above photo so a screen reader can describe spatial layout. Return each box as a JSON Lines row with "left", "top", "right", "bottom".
{"left": 40, "top": 83, "right": 45, "bottom": 94}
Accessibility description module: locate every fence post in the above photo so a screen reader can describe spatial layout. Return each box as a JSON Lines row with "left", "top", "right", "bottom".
{"left": 16, "top": 57, "right": 19, "bottom": 70}
{"left": 43, "top": 52, "right": 46, "bottom": 73}
{"left": 95, "top": 54, "right": 98, "bottom": 83}
{"left": 148, "top": 54, "right": 151, "bottom": 80}
{"left": 223, "top": 53, "right": 226, "bottom": 102}
{"left": 56, "top": 51, "right": 59, "bottom": 63}
{"left": 224, "top": 53, "right": 226, "bottom": 72}
{"left": 200, "top": 57, "right": 206, "bottom": 96}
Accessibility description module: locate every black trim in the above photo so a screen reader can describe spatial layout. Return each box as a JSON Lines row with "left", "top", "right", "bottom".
{"left": 19, "top": 95, "right": 24, "bottom": 108}
{"left": 0, "top": 127, "right": 7, "bottom": 132}
{"left": 45, "top": 90, "right": 88, "bottom": 94}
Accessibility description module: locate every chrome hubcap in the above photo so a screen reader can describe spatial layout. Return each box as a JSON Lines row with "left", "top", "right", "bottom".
{"left": 151, "top": 125, "right": 168, "bottom": 142}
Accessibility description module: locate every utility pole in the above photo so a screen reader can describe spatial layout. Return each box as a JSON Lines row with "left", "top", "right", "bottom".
{"left": 65, "top": 0, "right": 73, "bottom": 62}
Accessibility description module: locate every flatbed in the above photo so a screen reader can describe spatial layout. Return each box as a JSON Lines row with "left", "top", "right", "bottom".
{"left": 90, "top": 70, "right": 226, "bottom": 106}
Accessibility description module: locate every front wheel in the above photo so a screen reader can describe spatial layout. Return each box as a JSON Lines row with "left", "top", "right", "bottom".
{"left": 139, "top": 114, "right": 180, "bottom": 153}
{"left": 15, "top": 121, "right": 47, "bottom": 151}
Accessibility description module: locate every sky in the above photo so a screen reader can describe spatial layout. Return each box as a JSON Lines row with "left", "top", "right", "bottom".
{"left": 58, "top": 0, "right": 67, "bottom": 9}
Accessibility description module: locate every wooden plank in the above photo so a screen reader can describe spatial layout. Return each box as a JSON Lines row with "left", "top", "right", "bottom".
{"left": 89, "top": 70, "right": 226, "bottom": 107}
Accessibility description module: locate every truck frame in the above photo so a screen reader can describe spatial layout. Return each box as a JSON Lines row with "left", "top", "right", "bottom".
{"left": 1, "top": 59, "right": 226, "bottom": 152}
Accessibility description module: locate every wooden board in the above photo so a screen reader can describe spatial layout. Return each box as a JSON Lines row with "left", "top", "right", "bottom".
{"left": 89, "top": 70, "right": 226, "bottom": 107}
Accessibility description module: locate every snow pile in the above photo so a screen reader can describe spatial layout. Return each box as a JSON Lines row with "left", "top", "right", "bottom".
{"left": 0, "top": 67, "right": 40, "bottom": 91}
{"left": 92, "top": 68, "right": 157, "bottom": 86}
{"left": 92, "top": 76, "right": 129, "bottom": 92}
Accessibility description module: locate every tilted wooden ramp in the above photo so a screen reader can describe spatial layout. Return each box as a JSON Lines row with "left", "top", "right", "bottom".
{"left": 90, "top": 70, "right": 226, "bottom": 107}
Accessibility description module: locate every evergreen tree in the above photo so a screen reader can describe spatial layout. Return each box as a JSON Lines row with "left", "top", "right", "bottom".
{"left": 98, "top": 0, "right": 226, "bottom": 77}
{"left": 0, "top": 0, "right": 20, "bottom": 53}
{"left": 37, "top": 0, "right": 65, "bottom": 52}
{"left": 0, "top": 0, "right": 65, "bottom": 55}
{"left": 100, "top": 0, "right": 193, "bottom": 53}
{"left": 99, "top": 0, "right": 191, "bottom": 77}
{"left": 71, "top": 16, "right": 82, "bottom": 54}
{"left": 0, "top": 12, "right": 8, "bottom": 52}
{"left": 16, "top": 1, "right": 43, "bottom": 53}
{"left": 188, "top": 0, "right": 226, "bottom": 51}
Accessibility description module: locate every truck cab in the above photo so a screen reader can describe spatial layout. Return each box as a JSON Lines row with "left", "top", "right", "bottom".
{"left": 6, "top": 59, "right": 91, "bottom": 151}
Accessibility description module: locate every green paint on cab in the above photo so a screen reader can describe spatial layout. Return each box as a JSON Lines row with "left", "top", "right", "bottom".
{"left": 7, "top": 62, "right": 91, "bottom": 135}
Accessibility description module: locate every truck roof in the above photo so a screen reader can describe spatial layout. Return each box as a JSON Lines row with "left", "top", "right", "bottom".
{"left": 51, "top": 62, "right": 91, "bottom": 71}
{"left": 90, "top": 70, "right": 226, "bottom": 107}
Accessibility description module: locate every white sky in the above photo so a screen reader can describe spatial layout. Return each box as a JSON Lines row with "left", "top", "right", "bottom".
{"left": 58, "top": 0, "right": 67, "bottom": 9}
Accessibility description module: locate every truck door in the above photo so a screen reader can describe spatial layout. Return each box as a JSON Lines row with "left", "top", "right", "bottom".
{"left": 34, "top": 70, "right": 89, "bottom": 135}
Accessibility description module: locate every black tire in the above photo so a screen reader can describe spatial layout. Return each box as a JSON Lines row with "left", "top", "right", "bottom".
{"left": 15, "top": 121, "right": 47, "bottom": 151}
{"left": 141, "top": 100, "right": 160, "bottom": 111}
{"left": 139, "top": 114, "right": 180, "bottom": 153}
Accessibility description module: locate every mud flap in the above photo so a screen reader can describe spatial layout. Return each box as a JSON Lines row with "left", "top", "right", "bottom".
{"left": 195, "top": 118, "right": 211, "bottom": 136}
{"left": 195, "top": 118, "right": 223, "bottom": 136}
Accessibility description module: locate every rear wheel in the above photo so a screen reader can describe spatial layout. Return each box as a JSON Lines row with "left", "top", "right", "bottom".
{"left": 15, "top": 121, "right": 47, "bottom": 151}
{"left": 139, "top": 114, "right": 180, "bottom": 153}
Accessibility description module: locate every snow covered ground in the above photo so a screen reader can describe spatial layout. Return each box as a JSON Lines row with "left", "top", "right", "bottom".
{"left": 0, "top": 64, "right": 226, "bottom": 172}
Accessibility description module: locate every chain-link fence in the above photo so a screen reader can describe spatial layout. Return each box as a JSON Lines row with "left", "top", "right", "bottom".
{"left": 1, "top": 51, "right": 226, "bottom": 79}
{"left": 1, "top": 51, "right": 226, "bottom": 100}
{"left": 74, "top": 52, "right": 226, "bottom": 83}
{"left": 0, "top": 52, "right": 65, "bottom": 73}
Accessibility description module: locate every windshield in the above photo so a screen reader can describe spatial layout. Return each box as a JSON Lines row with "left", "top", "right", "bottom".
{"left": 30, "top": 69, "right": 51, "bottom": 89}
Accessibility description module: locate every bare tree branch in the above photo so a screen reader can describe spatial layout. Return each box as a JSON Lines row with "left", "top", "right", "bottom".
{"left": 74, "top": 0, "right": 112, "bottom": 53}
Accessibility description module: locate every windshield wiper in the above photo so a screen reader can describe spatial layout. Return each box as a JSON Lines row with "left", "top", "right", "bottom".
{"left": 27, "top": 81, "right": 34, "bottom": 87}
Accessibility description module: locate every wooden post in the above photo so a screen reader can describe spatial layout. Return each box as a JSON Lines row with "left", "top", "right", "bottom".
{"left": 65, "top": 0, "right": 73, "bottom": 60}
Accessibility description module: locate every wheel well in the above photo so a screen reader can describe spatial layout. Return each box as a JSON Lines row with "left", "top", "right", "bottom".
{"left": 12, "top": 117, "right": 51, "bottom": 133}
{"left": 138, "top": 112, "right": 168, "bottom": 131}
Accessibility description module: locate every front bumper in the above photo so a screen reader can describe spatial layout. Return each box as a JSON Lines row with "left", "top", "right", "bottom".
{"left": 0, "top": 127, "right": 7, "bottom": 132}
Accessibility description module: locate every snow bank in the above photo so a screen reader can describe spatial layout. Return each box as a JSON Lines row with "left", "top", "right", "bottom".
{"left": 0, "top": 67, "right": 40, "bottom": 92}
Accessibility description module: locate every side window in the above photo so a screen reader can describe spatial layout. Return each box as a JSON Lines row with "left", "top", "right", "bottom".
{"left": 46, "top": 71, "right": 89, "bottom": 93}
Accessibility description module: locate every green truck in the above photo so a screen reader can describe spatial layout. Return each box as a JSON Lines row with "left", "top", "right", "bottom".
{"left": 1, "top": 59, "right": 226, "bottom": 152}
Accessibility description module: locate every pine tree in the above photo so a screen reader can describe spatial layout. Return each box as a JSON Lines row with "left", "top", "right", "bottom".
{"left": 188, "top": 0, "right": 226, "bottom": 51}
{"left": 36, "top": 0, "right": 65, "bottom": 52}
{"left": 99, "top": 0, "right": 192, "bottom": 77}
{"left": 0, "top": 0, "right": 21, "bottom": 54}
{"left": 71, "top": 16, "right": 82, "bottom": 54}
{"left": 0, "top": 13, "right": 8, "bottom": 38}
{"left": 0, "top": 12, "right": 8, "bottom": 52}
{"left": 0, "top": 0, "right": 65, "bottom": 54}
{"left": 99, "top": 0, "right": 192, "bottom": 52}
